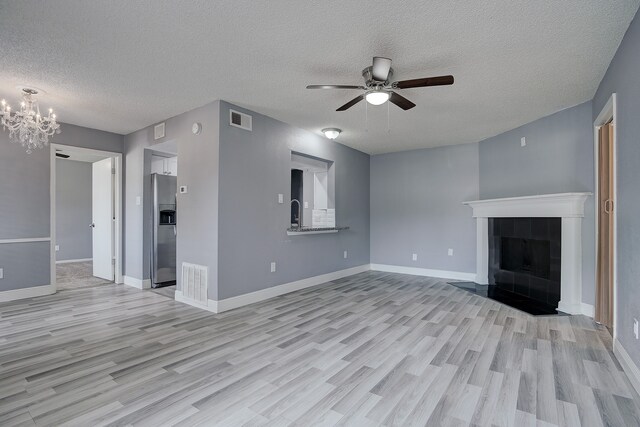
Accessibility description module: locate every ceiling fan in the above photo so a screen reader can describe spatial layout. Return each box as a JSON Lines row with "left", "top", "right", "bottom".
{"left": 307, "top": 57, "right": 454, "bottom": 111}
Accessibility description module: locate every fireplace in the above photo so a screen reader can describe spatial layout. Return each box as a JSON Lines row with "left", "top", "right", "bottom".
{"left": 463, "top": 193, "right": 591, "bottom": 315}
{"left": 488, "top": 218, "right": 561, "bottom": 310}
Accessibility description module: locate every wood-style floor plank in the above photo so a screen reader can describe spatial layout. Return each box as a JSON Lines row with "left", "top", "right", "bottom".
{"left": 0, "top": 271, "right": 638, "bottom": 426}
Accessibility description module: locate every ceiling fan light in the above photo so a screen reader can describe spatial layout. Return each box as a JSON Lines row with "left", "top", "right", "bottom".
{"left": 322, "top": 128, "right": 341, "bottom": 139}
{"left": 365, "top": 91, "right": 390, "bottom": 106}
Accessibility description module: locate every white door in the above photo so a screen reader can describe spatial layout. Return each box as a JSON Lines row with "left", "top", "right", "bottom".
{"left": 92, "top": 158, "right": 114, "bottom": 281}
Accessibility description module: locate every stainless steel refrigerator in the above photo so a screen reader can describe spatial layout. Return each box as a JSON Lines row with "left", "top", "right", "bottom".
{"left": 151, "top": 174, "right": 177, "bottom": 287}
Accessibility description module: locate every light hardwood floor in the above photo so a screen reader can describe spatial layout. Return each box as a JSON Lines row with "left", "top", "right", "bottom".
{"left": 0, "top": 271, "right": 638, "bottom": 426}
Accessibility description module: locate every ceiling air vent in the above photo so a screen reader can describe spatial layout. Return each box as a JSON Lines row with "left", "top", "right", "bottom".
{"left": 229, "top": 109, "right": 252, "bottom": 131}
{"left": 154, "top": 122, "right": 166, "bottom": 140}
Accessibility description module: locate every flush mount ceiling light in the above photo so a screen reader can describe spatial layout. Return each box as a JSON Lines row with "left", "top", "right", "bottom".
{"left": 365, "top": 90, "right": 391, "bottom": 106}
{"left": 0, "top": 87, "right": 61, "bottom": 153}
{"left": 322, "top": 128, "right": 341, "bottom": 140}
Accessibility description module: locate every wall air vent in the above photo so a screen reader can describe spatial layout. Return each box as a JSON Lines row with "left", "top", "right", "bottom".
{"left": 154, "top": 122, "right": 166, "bottom": 140}
{"left": 229, "top": 109, "right": 252, "bottom": 131}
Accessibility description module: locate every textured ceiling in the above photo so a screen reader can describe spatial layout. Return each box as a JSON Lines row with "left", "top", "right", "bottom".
{"left": 0, "top": 1, "right": 638, "bottom": 154}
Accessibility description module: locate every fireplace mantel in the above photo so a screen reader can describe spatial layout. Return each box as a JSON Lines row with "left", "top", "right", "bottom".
{"left": 463, "top": 192, "right": 591, "bottom": 218}
{"left": 463, "top": 192, "right": 592, "bottom": 315}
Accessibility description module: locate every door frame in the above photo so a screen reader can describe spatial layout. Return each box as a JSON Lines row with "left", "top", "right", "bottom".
{"left": 50, "top": 144, "right": 124, "bottom": 290}
{"left": 593, "top": 93, "right": 617, "bottom": 337}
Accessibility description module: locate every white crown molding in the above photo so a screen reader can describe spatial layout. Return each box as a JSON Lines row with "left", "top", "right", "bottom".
{"left": 370, "top": 264, "right": 476, "bottom": 282}
{"left": 123, "top": 276, "right": 151, "bottom": 289}
{"left": 464, "top": 192, "right": 592, "bottom": 218}
{"left": 0, "top": 284, "right": 55, "bottom": 302}
{"left": 175, "top": 264, "right": 371, "bottom": 313}
{"left": 614, "top": 338, "right": 640, "bottom": 396}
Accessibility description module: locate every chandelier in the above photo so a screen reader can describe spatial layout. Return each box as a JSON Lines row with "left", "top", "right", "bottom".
{"left": 0, "top": 88, "right": 61, "bottom": 153}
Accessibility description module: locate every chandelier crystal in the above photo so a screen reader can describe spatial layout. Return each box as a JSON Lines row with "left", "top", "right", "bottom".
{"left": 0, "top": 88, "right": 61, "bottom": 153}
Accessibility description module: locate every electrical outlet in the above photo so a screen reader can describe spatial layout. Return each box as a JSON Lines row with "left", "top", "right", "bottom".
{"left": 521, "top": 137, "right": 526, "bottom": 147}
{"left": 343, "top": 250, "right": 348, "bottom": 259}
{"left": 0, "top": 268, "right": 3, "bottom": 279}
{"left": 634, "top": 318, "right": 639, "bottom": 340}
{"left": 278, "top": 194, "right": 284, "bottom": 204}
{"left": 136, "top": 196, "right": 141, "bottom": 206}
{"left": 304, "top": 201, "right": 309, "bottom": 209}
{"left": 270, "top": 262, "right": 276, "bottom": 273}
{"left": 448, "top": 248, "right": 454, "bottom": 256}
{"left": 55, "top": 245, "right": 60, "bottom": 251}
{"left": 412, "top": 253, "right": 418, "bottom": 261}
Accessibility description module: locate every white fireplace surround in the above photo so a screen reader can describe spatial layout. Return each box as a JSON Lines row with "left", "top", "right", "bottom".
{"left": 464, "top": 192, "right": 592, "bottom": 315}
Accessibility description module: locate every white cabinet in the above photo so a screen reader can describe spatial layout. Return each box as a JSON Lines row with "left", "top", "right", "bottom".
{"left": 166, "top": 157, "right": 178, "bottom": 176}
{"left": 151, "top": 155, "right": 178, "bottom": 176}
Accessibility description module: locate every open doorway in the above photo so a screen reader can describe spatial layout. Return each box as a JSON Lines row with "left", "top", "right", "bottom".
{"left": 594, "top": 94, "right": 617, "bottom": 334}
{"left": 147, "top": 139, "right": 178, "bottom": 299}
{"left": 51, "top": 145, "right": 123, "bottom": 291}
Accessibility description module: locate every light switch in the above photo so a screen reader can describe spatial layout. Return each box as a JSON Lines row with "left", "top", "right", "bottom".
{"left": 0, "top": 268, "right": 3, "bottom": 279}
{"left": 270, "top": 262, "right": 276, "bottom": 273}
{"left": 179, "top": 186, "right": 188, "bottom": 194}
{"left": 55, "top": 245, "right": 60, "bottom": 252}
{"left": 278, "top": 194, "right": 284, "bottom": 204}
{"left": 521, "top": 137, "right": 526, "bottom": 147}
{"left": 136, "top": 196, "right": 141, "bottom": 206}
{"left": 448, "top": 248, "right": 454, "bottom": 256}
{"left": 343, "top": 250, "right": 348, "bottom": 259}
{"left": 304, "top": 201, "right": 309, "bottom": 209}
{"left": 412, "top": 253, "right": 418, "bottom": 261}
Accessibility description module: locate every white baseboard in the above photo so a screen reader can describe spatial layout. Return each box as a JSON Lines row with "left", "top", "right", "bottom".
{"left": 580, "top": 303, "right": 594, "bottom": 317}
{"left": 175, "top": 290, "right": 217, "bottom": 313}
{"left": 56, "top": 258, "right": 92, "bottom": 264}
{"left": 614, "top": 338, "right": 640, "bottom": 396}
{"left": 174, "top": 264, "right": 371, "bottom": 314}
{"left": 370, "top": 263, "right": 477, "bottom": 282}
{"left": 0, "top": 284, "right": 56, "bottom": 302}
{"left": 123, "top": 276, "right": 151, "bottom": 289}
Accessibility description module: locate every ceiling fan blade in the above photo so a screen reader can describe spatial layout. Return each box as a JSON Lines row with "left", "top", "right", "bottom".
{"left": 372, "top": 57, "right": 392, "bottom": 81}
{"left": 389, "top": 92, "right": 416, "bottom": 110}
{"left": 395, "top": 75, "right": 454, "bottom": 89}
{"left": 336, "top": 94, "right": 365, "bottom": 111}
{"left": 306, "top": 85, "right": 365, "bottom": 89}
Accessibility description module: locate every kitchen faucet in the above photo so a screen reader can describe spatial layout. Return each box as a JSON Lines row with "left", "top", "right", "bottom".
{"left": 291, "top": 199, "right": 302, "bottom": 228}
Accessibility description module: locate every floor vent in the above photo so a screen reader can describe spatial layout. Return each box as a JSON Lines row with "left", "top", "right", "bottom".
{"left": 181, "top": 263, "right": 208, "bottom": 304}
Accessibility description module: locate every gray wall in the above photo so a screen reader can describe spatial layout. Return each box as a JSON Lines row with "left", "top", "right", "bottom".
{"left": 370, "top": 143, "right": 479, "bottom": 274}
{"left": 0, "top": 137, "right": 50, "bottom": 292}
{"left": 370, "top": 101, "right": 595, "bottom": 305}
{"left": 593, "top": 8, "right": 640, "bottom": 364}
{"left": 478, "top": 101, "right": 596, "bottom": 304}
{"left": 176, "top": 102, "right": 220, "bottom": 298}
{"left": 55, "top": 159, "right": 92, "bottom": 261}
{"left": 0, "top": 123, "right": 123, "bottom": 292}
{"left": 217, "top": 101, "right": 370, "bottom": 300}
{"left": 124, "top": 102, "right": 219, "bottom": 289}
